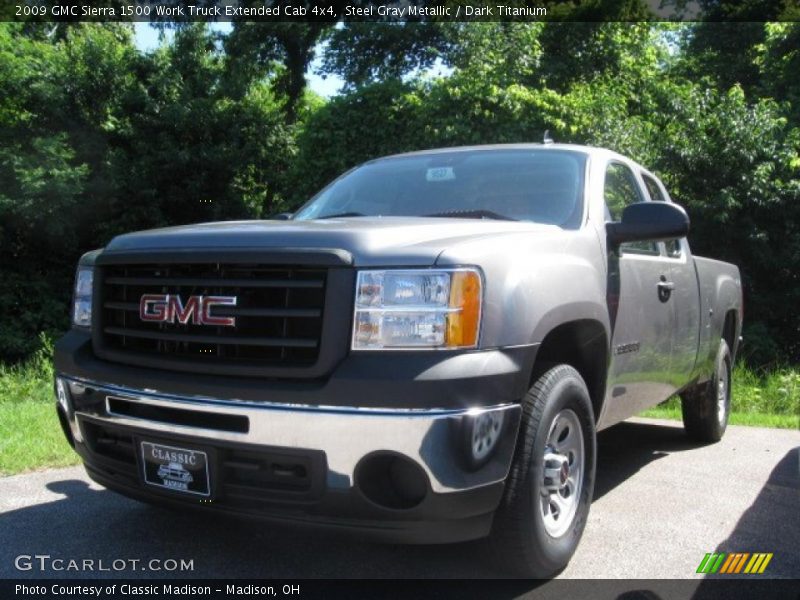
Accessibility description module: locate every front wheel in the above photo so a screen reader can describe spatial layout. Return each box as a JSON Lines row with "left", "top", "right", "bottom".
{"left": 489, "top": 364, "right": 596, "bottom": 578}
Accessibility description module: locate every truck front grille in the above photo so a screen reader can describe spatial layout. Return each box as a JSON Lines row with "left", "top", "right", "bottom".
{"left": 98, "top": 263, "right": 326, "bottom": 373}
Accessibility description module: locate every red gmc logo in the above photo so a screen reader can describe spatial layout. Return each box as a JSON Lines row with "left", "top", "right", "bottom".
{"left": 139, "top": 294, "right": 237, "bottom": 327}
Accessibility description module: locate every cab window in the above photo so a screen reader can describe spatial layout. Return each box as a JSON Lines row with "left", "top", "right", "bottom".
{"left": 604, "top": 162, "right": 658, "bottom": 255}
{"left": 642, "top": 173, "right": 681, "bottom": 258}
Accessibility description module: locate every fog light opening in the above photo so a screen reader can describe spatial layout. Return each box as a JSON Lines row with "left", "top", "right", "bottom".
{"left": 355, "top": 453, "right": 428, "bottom": 510}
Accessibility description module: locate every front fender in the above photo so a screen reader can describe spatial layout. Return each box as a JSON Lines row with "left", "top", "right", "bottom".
{"left": 436, "top": 229, "right": 609, "bottom": 349}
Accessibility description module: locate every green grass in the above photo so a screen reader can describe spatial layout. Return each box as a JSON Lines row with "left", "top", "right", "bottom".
{"left": 0, "top": 337, "right": 80, "bottom": 475}
{"left": 641, "top": 365, "right": 800, "bottom": 430}
{"left": 0, "top": 341, "right": 798, "bottom": 475}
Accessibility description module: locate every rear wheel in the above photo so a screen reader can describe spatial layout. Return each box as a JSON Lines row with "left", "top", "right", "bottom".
{"left": 681, "top": 339, "right": 732, "bottom": 443}
{"left": 489, "top": 364, "right": 596, "bottom": 578}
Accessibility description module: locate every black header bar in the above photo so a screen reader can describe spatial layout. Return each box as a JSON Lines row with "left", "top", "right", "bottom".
{"left": 4, "top": 578, "right": 800, "bottom": 600}
{"left": 4, "top": 0, "right": 800, "bottom": 23}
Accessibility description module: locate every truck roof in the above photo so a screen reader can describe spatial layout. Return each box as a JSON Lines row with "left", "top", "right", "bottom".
{"left": 370, "top": 143, "right": 646, "bottom": 178}
{"left": 374, "top": 143, "right": 619, "bottom": 162}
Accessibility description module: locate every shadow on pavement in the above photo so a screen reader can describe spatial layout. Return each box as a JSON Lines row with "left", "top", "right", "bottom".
{"left": 0, "top": 477, "right": 502, "bottom": 580}
{"left": 700, "top": 447, "right": 799, "bottom": 580}
{"left": 594, "top": 420, "right": 703, "bottom": 501}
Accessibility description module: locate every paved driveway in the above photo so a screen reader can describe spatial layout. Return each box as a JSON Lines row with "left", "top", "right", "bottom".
{"left": 1, "top": 418, "right": 797, "bottom": 581}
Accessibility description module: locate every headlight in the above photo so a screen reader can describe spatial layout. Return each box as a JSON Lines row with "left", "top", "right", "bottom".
{"left": 352, "top": 268, "right": 482, "bottom": 350}
{"left": 72, "top": 267, "right": 93, "bottom": 329}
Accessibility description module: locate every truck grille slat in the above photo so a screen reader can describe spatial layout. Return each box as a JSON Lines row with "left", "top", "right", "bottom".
{"left": 98, "top": 263, "right": 327, "bottom": 373}
{"left": 103, "top": 327, "right": 318, "bottom": 348}
{"left": 105, "top": 276, "right": 323, "bottom": 289}
{"left": 102, "top": 301, "right": 321, "bottom": 318}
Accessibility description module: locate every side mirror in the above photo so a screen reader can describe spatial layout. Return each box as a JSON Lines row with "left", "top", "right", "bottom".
{"left": 271, "top": 212, "right": 293, "bottom": 221}
{"left": 607, "top": 202, "right": 689, "bottom": 247}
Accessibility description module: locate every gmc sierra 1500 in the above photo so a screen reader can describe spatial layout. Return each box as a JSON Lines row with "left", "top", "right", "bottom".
{"left": 54, "top": 144, "right": 742, "bottom": 577}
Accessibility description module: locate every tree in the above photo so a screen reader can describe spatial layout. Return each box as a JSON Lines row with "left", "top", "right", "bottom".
{"left": 320, "top": 21, "right": 451, "bottom": 88}
{"left": 0, "top": 23, "right": 137, "bottom": 358}
{"left": 756, "top": 22, "right": 800, "bottom": 127}
{"left": 0, "top": 23, "right": 298, "bottom": 359}
{"left": 103, "top": 24, "right": 295, "bottom": 238}
{"left": 646, "top": 85, "right": 800, "bottom": 364}
{"left": 226, "top": 21, "right": 333, "bottom": 122}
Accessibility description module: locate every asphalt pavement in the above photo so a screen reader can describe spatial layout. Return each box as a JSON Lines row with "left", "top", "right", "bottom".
{"left": 1, "top": 417, "right": 797, "bottom": 582}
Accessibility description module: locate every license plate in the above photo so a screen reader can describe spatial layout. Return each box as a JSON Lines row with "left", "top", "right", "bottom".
{"left": 140, "top": 441, "right": 211, "bottom": 497}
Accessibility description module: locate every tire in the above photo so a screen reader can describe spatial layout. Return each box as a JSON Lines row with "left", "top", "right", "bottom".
{"left": 681, "top": 339, "right": 732, "bottom": 443}
{"left": 489, "top": 364, "right": 596, "bottom": 578}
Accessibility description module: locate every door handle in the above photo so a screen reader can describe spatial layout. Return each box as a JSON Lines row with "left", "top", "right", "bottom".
{"left": 658, "top": 276, "right": 674, "bottom": 302}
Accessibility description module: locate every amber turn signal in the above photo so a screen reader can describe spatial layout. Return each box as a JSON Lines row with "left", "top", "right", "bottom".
{"left": 446, "top": 270, "right": 482, "bottom": 348}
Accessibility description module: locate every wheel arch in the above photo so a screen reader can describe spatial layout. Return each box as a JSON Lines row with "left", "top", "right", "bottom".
{"left": 722, "top": 309, "right": 739, "bottom": 362}
{"left": 531, "top": 319, "right": 609, "bottom": 423}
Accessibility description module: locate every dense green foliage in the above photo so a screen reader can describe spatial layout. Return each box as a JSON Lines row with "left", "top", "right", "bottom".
{"left": 0, "top": 20, "right": 799, "bottom": 366}
{"left": 0, "top": 23, "right": 297, "bottom": 357}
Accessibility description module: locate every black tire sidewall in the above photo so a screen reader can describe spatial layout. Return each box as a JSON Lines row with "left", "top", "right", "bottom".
{"left": 526, "top": 369, "right": 597, "bottom": 571}
{"left": 712, "top": 340, "right": 733, "bottom": 437}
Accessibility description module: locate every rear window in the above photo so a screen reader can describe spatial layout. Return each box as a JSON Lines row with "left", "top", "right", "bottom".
{"left": 293, "top": 149, "right": 587, "bottom": 228}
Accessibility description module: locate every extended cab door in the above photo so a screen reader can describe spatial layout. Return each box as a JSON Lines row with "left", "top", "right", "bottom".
{"left": 602, "top": 161, "right": 677, "bottom": 425}
{"left": 640, "top": 172, "right": 700, "bottom": 387}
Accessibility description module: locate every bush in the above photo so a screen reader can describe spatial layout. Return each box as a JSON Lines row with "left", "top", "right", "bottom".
{"left": 733, "top": 364, "right": 800, "bottom": 417}
{"left": 0, "top": 333, "right": 54, "bottom": 404}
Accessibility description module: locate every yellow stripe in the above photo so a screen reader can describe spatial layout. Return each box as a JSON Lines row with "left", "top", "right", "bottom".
{"left": 734, "top": 553, "right": 750, "bottom": 573}
{"left": 758, "top": 553, "right": 773, "bottom": 574}
{"left": 744, "top": 554, "right": 759, "bottom": 573}
{"left": 748, "top": 553, "right": 766, "bottom": 574}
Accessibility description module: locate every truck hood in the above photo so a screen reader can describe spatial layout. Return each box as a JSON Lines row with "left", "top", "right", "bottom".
{"left": 102, "top": 217, "right": 559, "bottom": 267}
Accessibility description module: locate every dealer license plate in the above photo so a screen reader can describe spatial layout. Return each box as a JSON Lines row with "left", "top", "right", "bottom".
{"left": 140, "top": 441, "right": 211, "bottom": 497}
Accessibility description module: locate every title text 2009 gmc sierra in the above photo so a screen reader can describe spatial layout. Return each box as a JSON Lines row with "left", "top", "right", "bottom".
{"left": 55, "top": 144, "right": 742, "bottom": 577}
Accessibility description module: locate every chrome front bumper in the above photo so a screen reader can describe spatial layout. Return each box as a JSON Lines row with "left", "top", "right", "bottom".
{"left": 57, "top": 375, "right": 522, "bottom": 495}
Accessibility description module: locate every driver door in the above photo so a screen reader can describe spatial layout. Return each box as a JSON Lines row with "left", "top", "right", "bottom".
{"left": 603, "top": 161, "right": 676, "bottom": 424}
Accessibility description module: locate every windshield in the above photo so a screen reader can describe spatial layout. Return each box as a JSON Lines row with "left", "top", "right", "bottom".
{"left": 293, "top": 149, "right": 586, "bottom": 227}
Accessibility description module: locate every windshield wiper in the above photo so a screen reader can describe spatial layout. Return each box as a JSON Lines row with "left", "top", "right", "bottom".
{"left": 316, "top": 212, "right": 366, "bottom": 219}
{"left": 424, "top": 209, "right": 517, "bottom": 221}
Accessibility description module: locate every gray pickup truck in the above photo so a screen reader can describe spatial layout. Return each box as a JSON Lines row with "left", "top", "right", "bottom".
{"left": 55, "top": 144, "right": 742, "bottom": 577}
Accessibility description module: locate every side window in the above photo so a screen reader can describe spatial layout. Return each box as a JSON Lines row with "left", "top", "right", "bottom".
{"left": 642, "top": 174, "right": 681, "bottom": 258}
{"left": 604, "top": 162, "right": 658, "bottom": 255}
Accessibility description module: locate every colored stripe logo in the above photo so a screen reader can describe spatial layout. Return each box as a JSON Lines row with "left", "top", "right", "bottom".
{"left": 697, "top": 552, "right": 773, "bottom": 574}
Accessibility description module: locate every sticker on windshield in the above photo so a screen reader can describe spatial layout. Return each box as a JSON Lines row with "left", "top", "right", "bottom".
{"left": 426, "top": 166, "right": 455, "bottom": 182}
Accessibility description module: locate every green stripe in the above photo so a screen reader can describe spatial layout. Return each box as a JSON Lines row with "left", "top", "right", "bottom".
{"left": 710, "top": 553, "right": 726, "bottom": 573}
{"left": 699, "top": 553, "right": 722, "bottom": 574}
{"left": 697, "top": 553, "right": 713, "bottom": 573}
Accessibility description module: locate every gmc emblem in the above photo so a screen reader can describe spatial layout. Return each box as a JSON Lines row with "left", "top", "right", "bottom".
{"left": 139, "top": 294, "right": 237, "bottom": 327}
